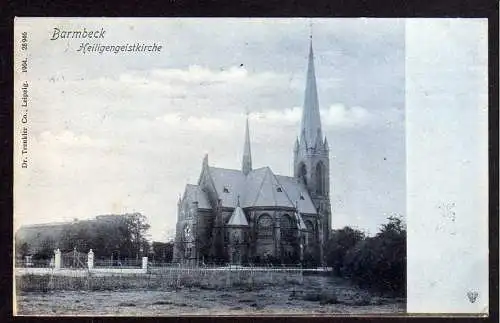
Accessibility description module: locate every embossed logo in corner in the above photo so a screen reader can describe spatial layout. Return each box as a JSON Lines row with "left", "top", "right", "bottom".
{"left": 466, "top": 291, "right": 479, "bottom": 304}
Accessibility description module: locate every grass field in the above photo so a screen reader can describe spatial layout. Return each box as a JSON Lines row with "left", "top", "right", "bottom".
{"left": 15, "top": 275, "right": 405, "bottom": 316}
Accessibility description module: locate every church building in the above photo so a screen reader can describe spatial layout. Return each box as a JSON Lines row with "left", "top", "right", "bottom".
{"left": 173, "top": 40, "right": 332, "bottom": 266}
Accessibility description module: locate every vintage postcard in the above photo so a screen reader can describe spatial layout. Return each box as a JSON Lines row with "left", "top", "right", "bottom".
{"left": 13, "top": 18, "right": 489, "bottom": 316}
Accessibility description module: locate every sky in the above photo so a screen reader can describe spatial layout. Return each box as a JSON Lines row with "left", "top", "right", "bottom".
{"left": 14, "top": 18, "right": 406, "bottom": 241}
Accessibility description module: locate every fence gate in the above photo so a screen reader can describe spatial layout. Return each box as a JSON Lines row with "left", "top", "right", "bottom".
{"left": 61, "top": 248, "right": 87, "bottom": 269}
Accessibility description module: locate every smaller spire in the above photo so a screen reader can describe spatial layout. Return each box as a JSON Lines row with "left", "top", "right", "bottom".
{"left": 203, "top": 153, "right": 209, "bottom": 167}
{"left": 242, "top": 115, "right": 252, "bottom": 175}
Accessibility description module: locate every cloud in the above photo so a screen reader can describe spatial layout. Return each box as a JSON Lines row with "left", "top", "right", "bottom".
{"left": 249, "top": 107, "right": 301, "bottom": 125}
{"left": 248, "top": 104, "right": 373, "bottom": 128}
{"left": 157, "top": 113, "right": 231, "bottom": 132}
{"left": 154, "top": 101, "right": 377, "bottom": 145}
{"left": 151, "top": 65, "right": 249, "bottom": 85}
{"left": 321, "top": 104, "right": 372, "bottom": 128}
{"left": 38, "top": 130, "right": 104, "bottom": 148}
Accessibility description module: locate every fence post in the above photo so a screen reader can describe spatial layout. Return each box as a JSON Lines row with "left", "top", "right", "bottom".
{"left": 142, "top": 256, "right": 148, "bottom": 270}
{"left": 226, "top": 269, "right": 231, "bottom": 287}
{"left": 54, "top": 249, "right": 61, "bottom": 270}
{"left": 88, "top": 249, "right": 94, "bottom": 270}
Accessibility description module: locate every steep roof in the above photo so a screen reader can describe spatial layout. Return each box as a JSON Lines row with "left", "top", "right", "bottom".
{"left": 205, "top": 166, "right": 317, "bottom": 214}
{"left": 274, "top": 175, "right": 317, "bottom": 214}
{"left": 183, "top": 184, "right": 211, "bottom": 209}
{"left": 227, "top": 206, "right": 249, "bottom": 226}
{"left": 242, "top": 167, "right": 294, "bottom": 208}
{"left": 208, "top": 167, "right": 246, "bottom": 207}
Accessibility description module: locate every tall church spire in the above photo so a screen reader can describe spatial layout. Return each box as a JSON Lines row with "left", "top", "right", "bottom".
{"left": 293, "top": 33, "right": 332, "bottom": 263}
{"left": 242, "top": 115, "right": 252, "bottom": 175}
{"left": 300, "top": 37, "right": 322, "bottom": 148}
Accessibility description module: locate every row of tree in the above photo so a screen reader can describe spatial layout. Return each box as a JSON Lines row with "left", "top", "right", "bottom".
{"left": 16, "top": 213, "right": 174, "bottom": 263}
{"left": 325, "top": 216, "right": 406, "bottom": 296}
{"left": 17, "top": 212, "right": 405, "bottom": 292}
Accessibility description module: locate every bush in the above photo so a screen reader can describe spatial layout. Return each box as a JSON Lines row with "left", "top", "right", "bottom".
{"left": 326, "top": 227, "right": 365, "bottom": 275}
{"left": 326, "top": 216, "right": 406, "bottom": 296}
{"left": 303, "top": 251, "right": 318, "bottom": 268}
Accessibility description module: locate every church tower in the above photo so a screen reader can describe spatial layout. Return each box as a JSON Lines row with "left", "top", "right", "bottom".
{"left": 293, "top": 38, "right": 331, "bottom": 261}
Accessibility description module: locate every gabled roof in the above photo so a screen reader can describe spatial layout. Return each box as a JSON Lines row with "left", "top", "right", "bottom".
{"left": 183, "top": 184, "right": 211, "bottom": 209}
{"left": 242, "top": 167, "right": 294, "bottom": 208}
{"left": 274, "top": 175, "right": 317, "bottom": 214}
{"left": 204, "top": 165, "right": 317, "bottom": 214}
{"left": 227, "top": 206, "right": 249, "bottom": 226}
{"left": 208, "top": 167, "right": 246, "bottom": 207}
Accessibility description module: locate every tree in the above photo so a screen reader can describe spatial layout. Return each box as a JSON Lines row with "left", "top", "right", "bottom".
{"left": 59, "top": 221, "right": 96, "bottom": 253}
{"left": 374, "top": 216, "right": 406, "bottom": 294}
{"left": 325, "top": 226, "right": 365, "bottom": 275}
{"left": 341, "top": 237, "right": 380, "bottom": 288}
{"left": 340, "top": 216, "right": 406, "bottom": 295}
{"left": 56, "top": 213, "right": 151, "bottom": 260}
{"left": 125, "top": 213, "right": 151, "bottom": 260}
{"left": 91, "top": 217, "right": 130, "bottom": 258}
{"left": 16, "top": 242, "right": 30, "bottom": 259}
{"left": 303, "top": 250, "right": 317, "bottom": 268}
{"left": 152, "top": 241, "right": 174, "bottom": 263}
{"left": 33, "top": 237, "right": 56, "bottom": 260}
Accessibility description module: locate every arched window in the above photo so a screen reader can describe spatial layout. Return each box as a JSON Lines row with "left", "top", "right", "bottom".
{"left": 256, "top": 213, "right": 274, "bottom": 262}
{"left": 257, "top": 214, "right": 273, "bottom": 238}
{"left": 280, "top": 214, "right": 296, "bottom": 241}
{"left": 299, "top": 163, "right": 307, "bottom": 185}
{"left": 315, "top": 162, "right": 325, "bottom": 195}
{"left": 305, "top": 220, "right": 315, "bottom": 246}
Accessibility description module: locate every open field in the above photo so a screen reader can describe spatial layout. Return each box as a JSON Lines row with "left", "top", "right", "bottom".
{"left": 15, "top": 275, "right": 405, "bottom": 316}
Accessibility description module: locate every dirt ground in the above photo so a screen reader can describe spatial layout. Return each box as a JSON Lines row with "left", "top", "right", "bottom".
{"left": 15, "top": 275, "right": 405, "bottom": 316}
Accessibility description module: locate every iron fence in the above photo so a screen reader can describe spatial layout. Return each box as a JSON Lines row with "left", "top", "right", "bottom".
{"left": 15, "top": 266, "right": 306, "bottom": 292}
{"left": 15, "top": 258, "right": 53, "bottom": 268}
{"left": 60, "top": 250, "right": 87, "bottom": 269}
{"left": 94, "top": 258, "right": 142, "bottom": 268}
